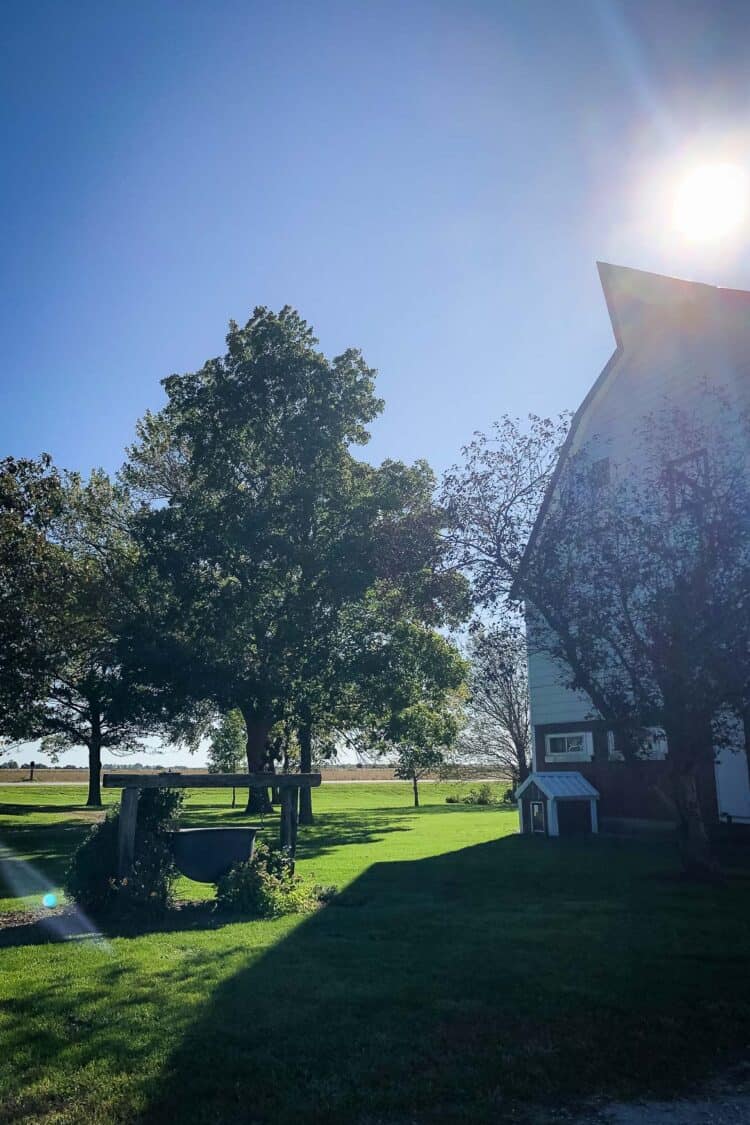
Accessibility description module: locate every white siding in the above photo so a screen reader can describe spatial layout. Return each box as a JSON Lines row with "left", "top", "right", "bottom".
{"left": 525, "top": 608, "right": 595, "bottom": 727}
{"left": 527, "top": 647, "right": 593, "bottom": 726}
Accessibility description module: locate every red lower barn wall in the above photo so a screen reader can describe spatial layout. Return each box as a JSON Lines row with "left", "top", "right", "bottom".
{"left": 533, "top": 721, "right": 719, "bottom": 829}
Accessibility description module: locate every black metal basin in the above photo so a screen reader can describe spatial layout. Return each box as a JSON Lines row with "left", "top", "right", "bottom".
{"left": 170, "top": 827, "right": 260, "bottom": 883}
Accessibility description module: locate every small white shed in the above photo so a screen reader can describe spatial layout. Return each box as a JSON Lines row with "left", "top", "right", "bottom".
{"left": 515, "top": 771, "right": 599, "bottom": 837}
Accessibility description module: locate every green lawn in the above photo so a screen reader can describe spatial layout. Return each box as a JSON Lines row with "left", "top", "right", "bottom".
{"left": 1, "top": 782, "right": 750, "bottom": 1124}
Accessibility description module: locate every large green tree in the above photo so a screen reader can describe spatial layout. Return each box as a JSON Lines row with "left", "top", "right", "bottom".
{"left": 123, "top": 306, "right": 468, "bottom": 814}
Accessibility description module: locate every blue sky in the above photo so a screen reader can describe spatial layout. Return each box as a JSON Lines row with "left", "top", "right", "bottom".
{"left": 3, "top": 0, "right": 749, "bottom": 765}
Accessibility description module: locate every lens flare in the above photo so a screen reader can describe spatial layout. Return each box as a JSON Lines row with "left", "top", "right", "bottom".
{"left": 0, "top": 840, "right": 110, "bottom": 949}
{"left": 673, "top": 163, "right": 748, "bottom": 242}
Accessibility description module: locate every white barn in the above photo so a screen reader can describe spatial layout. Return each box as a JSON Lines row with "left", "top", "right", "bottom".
{"left": 518, "top": 262, "right": 750, "bottom": 835}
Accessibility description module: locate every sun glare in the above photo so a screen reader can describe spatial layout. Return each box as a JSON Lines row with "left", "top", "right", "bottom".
{"left": 673, "top": 163, "right": 748, "bottom": 242}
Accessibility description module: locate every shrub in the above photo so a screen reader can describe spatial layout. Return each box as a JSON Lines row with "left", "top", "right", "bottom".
{"left": 64, "top": 789, "right": 183, "bottom": 920}
{"left": 463, "top": 783, "right": 494, "bottom": 805}
{"left": 445, "top": 784, "right": 503, "bottom": 807}
{"left": 63, "top": 811, "right": 120, "bottom": 914}
{"left": 216, "top": 840, "right": 332, "bottom": 918}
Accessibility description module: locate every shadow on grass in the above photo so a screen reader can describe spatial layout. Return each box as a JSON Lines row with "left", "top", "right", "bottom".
{"left": 0, "top": 821, "right": 96, "bottom": 897}
{"left": 0, "top": 803, "right": 105, "bottom": 816}
{"left": 3, "top": 835, "right": 750, "bottom": 1123}
{"left": 127, "top": 834, "right": 750, "bottom": 1125}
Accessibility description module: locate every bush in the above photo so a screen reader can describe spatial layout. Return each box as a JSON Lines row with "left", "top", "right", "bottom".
{"left": 445, "top": 784, "right": 502, "bottom": 807}
{"left": 467, "top": 783, "right": 494, "bottom": 806}
{"left": 216, "top": 840, "right": 332, "bottom": 918}
{"left": 64, "top": 789, "right": 183, "bottom": 920}
{"left": 63, "top": 811, "right": 120, "bottom": 914}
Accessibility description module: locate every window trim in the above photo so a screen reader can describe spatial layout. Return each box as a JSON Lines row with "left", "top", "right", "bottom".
{"left": 544, "top": 730, "right": 594, "bottom": 763}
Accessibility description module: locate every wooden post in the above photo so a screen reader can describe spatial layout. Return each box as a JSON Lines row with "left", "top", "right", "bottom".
{"left": 118, "top": 787, "right": 140, "bottom": 878}
{"left": 290, "top": 787, "right": 298, "bottom": 854}
{"left": 280, "top": 788, "right": 293, "bottom": 852}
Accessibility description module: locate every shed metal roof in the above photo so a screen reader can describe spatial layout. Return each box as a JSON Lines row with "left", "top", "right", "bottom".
{"left": 515, "top": 771, "right": 599, "bottom": 801}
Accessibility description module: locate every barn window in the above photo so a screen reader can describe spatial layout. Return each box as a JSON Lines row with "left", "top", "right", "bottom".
{"left": 607, "top": 728, "right": 667, "bottom": 760}
{"left": 590, "top": 456, "right": 610, "bottom": 488}
{"left": 544, "top": 731, "right": 593, "bottom": 762}
{"left": 667, "top": 450, "right": 708, "bottom": 512}
{"left": 530, "top": 801, "right": 545, "bottom": 833}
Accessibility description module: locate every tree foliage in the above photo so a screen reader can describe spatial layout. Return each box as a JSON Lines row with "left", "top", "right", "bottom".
{"left": 207, "top": 709, "right": 247, "bottom": 774}
{"left": 442, "top": 414, "right": 570, "bottom": 608}
{"left": 0, "top": 455, "right": 67, "bottom": 720}
{"left": 0, "top": 462, "right": 178, "bottom": 806}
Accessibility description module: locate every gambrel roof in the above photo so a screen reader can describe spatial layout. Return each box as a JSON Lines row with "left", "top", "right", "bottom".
{"left": 513, "top": 261, "right": 750, "bottom": 595}
{"left": 515, "top": 771, "right": 599, "bottom": 801}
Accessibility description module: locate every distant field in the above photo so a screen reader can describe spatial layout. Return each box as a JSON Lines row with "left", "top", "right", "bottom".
{"left": 1, "top": 781, "right": 749, "bottom": 1124}
{"left": 0, "top": 766, "right": 402, "bottom": 784}
{"left": 0, "top": 764, "right": 510, "bottom": 784}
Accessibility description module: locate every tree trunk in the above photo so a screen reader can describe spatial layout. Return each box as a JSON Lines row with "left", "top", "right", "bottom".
{"left": 517, "top": 743, "right": 530, "bottom": 784}
{"left": 662, "top": 715, "right": 719, "bottom": 879}
{"left": 412, "top": 773, "right": 420, "bottom": 808}
{"left": 675, "top": 768, "right": 718, "bottom": 878}
{"left": 87, "top": 717, "right": 103, "bottom": 808}
{"left": 242, "top": 712, "right": 272, "bottom": 814}
{"left": 298, "top": 718, "right": 314, "bottom": 825}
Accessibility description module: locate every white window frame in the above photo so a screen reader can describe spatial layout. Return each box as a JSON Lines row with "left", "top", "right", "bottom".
{"left": 607, "top": 728, "right": 668, "bottom": 761}
{"left": 607, "top": 731, "right": 623, "bottom": 761}
{"left": 544, "top": 731, "right": 593, "bottom": 763}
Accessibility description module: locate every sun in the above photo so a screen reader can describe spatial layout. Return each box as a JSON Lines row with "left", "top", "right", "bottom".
{"left": 673, "top": 163, "right": 748, "bottom": 242}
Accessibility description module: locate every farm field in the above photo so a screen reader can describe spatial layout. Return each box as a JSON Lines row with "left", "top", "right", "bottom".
{"left": 1, "top": 782, "right": 750, "bottom": 1124}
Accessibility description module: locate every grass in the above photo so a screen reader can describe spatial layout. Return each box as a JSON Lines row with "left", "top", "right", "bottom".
{"left": 1, "top": 781, "right": 750, "bottom": 1123}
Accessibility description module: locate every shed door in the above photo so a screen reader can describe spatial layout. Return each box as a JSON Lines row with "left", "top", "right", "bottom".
{"left": 557, "top": 800, "right": 591, "bottom": 836}
{"left": 530, "top": 800, "right": 545, "bottom": 833}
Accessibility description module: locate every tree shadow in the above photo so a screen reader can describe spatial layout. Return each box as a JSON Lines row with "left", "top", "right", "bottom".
{"left": 296, "top": 808, "right": 414, "bottom": 860}
{"left": 125, "top": 834, "right": 750, "bottom": 1125}
{"left": 0, "top": 803, "right": 104, "bottom": 816}
{"left": 179, "top": 804, "right": 414, "bottom": 862}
